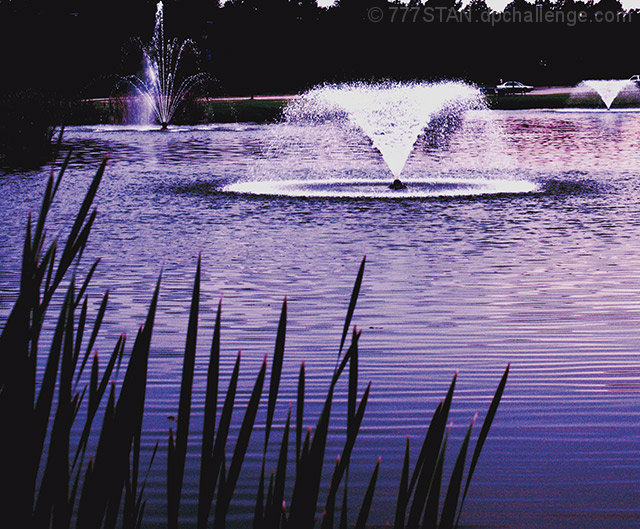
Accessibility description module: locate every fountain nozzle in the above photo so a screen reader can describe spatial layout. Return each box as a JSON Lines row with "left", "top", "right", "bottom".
{"left": 160, "top": 122, "right": 169, "bottom": 131}
{"left": 389, "top": 179, "right": 407, "bottom": 190}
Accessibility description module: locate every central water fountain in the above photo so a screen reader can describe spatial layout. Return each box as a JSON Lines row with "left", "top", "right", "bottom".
{"left": 126, "top": 1, "right": 205, "bottom": 129}
{"left": 226, "top": 81, "right": 537, "bottom": 198}
{"left": 286, "top": 81, "right": 483, "bottom": 177}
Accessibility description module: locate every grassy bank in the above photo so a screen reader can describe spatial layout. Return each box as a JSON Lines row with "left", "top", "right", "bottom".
{"left": 0, "top": 90, "right": 64, "bottom": 166}
{"left": 199, "top": 99, "right": 289, "bottom": 123}
{"left": 67, "top": 91, "right": 640, "bottom": 126}
{"left": 68, "top": 97, "right": 289, "bottom": 125}
{"left": 487, "top": 92, "right": 640, "bottom": 110}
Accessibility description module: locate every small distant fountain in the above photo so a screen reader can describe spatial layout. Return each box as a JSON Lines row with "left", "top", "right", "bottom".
{"left": 581, "top": 79, "right": 632, "bottom": 109}
{"left": 284, "top": 81, "right": 485, "bottom": 177}
{"left": 126, "top": 1, "right": 206, "bottom": 129}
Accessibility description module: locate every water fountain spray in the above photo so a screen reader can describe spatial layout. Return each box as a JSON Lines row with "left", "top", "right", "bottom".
{"left": 581, "top": 79, "right": 633, "bottom": 110}
{"left": 127, "top": 1, "right": 206, "bottom": 130}
{"left": 224, "top": 81, "right": 537, "bottom": 198}
{"left": 285, "top": 81, "right": 485, "bottom": 177}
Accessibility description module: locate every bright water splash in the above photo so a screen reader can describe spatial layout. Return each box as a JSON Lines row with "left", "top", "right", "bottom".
{"left": 284, "top": 81, "right": 485, "bottom": 177}
{"left": 582, "top": 79, "right": 632, "bottom": 109}
{"left": 225, "top": 81, "right": 533, "bottom": 199}
{"left": 127, "top": 1, "right": 206, "bottom": 128}
{"left": 226, "top": 177, "right": 538, "bottom": 198}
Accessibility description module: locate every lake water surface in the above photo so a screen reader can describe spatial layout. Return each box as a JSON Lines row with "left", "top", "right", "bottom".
{"left": 1, "top": 109, "right": 640, "bottom": 528}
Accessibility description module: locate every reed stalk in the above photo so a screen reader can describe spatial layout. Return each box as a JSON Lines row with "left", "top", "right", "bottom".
{"left": 0, "top": 159, "right": 509, "bottom": 529}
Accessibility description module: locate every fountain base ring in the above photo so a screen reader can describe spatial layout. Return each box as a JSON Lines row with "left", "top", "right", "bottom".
{"left": 224, "top": 177, "right": 538, "bottom": 199}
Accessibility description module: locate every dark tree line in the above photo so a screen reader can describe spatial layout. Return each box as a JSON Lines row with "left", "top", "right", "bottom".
{"left": 0, "top": 0, "right": 638, "bottom": 97}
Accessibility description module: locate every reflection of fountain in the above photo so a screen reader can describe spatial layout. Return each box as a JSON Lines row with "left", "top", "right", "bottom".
{"left": 284, "top": 81, "right": 484, "bottom": 177}
{"left": 126, "top": 1, "right": 205, "bottom": 129}
{"left": 581, "top": 79, "right": 632, "bottom": 109}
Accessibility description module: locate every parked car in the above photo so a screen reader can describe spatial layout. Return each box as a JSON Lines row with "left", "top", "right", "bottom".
{"left": 495, "top": 81, "right": 534, "bottom": 95}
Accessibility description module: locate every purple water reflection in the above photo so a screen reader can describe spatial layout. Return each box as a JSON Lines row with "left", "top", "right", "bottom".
{"left": 1, "top": 111, "right": 640, "bottom": 528}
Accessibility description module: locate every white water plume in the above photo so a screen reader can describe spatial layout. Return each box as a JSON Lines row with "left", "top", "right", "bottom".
{"left": 126, "top": 1, "right": 206, "bottom": 128}
{"left": 582, "top": 79, "right": 633, "bottom": 109}
{"left": 285, "top": 81, "right": 486, "bottom": 177}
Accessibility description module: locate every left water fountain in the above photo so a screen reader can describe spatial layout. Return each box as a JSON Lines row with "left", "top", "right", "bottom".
{"left": 125, "top": 1, "right": 206, "bottom": 130}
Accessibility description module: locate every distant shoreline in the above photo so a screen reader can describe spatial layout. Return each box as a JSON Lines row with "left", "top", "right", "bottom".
{"left": 71, "top": 86, "right": 640, "bottom": 125}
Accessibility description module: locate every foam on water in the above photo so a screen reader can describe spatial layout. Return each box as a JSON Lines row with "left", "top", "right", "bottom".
{"left": 549, "top": 107, "right": 640, "bottom": 114}
{"left": 224, "top": 177, "right": 538, "bottom": 198}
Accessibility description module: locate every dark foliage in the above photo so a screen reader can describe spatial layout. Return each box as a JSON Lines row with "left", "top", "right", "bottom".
{"left": 0, "top": 90, "right": 62, "bottom": 166}
{"left": 0, "top": 0, "right": 637, "bottom": 100}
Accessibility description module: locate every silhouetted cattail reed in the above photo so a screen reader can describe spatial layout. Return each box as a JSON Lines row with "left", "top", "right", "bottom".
{"left": 0, "top": 159, "right": 508, "bottom": 529}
